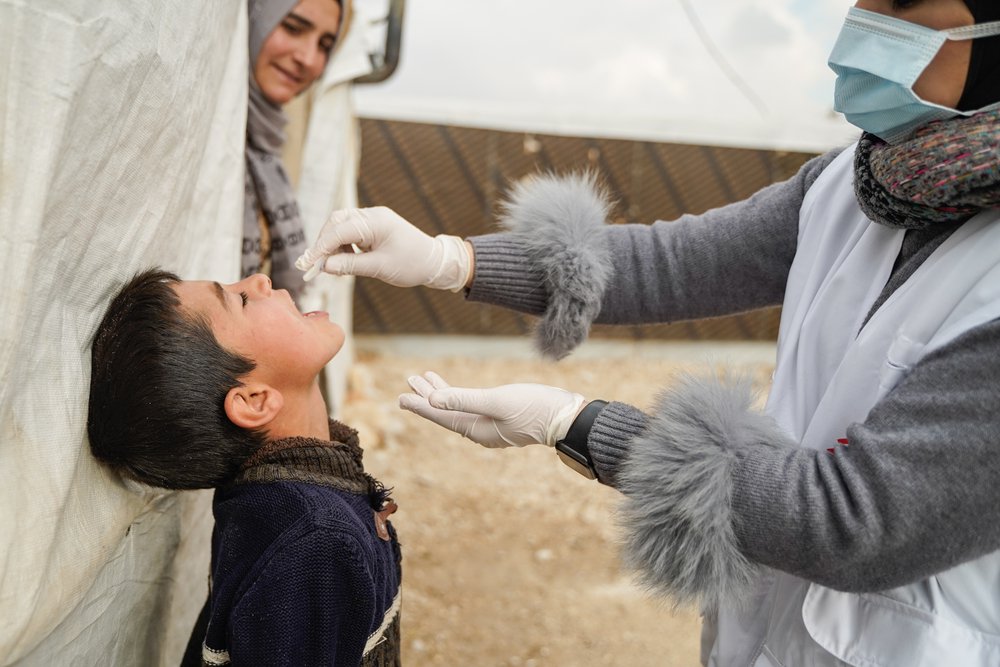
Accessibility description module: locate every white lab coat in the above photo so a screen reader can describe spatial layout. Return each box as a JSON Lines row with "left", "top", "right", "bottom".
{"left": 707, "top": 146, "right": 1000, "bottom": 666}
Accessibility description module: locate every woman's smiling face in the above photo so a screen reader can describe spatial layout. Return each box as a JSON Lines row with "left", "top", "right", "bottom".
{"left": 254, "top": 0, "right": 342, "bottom": 105}
{"left": 172, "top": 273, "right": 344, "bottom": 390}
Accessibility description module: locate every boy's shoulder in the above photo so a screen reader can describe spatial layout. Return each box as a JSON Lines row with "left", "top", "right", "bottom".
{"left": 209, "top": 480, "right": 399, "bottom": 606}
{"left": 214, "top": 478, "right": 375, "bottom": 540}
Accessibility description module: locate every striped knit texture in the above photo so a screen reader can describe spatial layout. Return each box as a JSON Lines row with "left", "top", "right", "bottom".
{"left": 588, "top": 401, "right": 649, "bottom": 487}
{"left": 362, "top": 612, "right": 402, "bottom": 667}
{"left": 466, "top": 233, "right": 549, "bottom": 315}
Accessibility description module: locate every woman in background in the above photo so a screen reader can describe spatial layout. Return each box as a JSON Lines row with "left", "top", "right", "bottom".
{"left": 244, "top": 0, "right": 345, "bottom": 299}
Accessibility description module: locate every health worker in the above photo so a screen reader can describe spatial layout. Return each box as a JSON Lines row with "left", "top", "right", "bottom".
{"left": 298, "top": 1, "right": 1000, "bottom": 664}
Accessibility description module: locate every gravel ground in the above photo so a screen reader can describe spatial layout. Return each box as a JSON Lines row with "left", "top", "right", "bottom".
{"left": 342, "top": 336, "right": 776, "bottom": 667}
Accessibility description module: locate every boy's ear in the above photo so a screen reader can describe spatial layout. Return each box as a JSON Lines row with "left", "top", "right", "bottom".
{"left": 224, "top": 383, "right": 284, "bottom": 430}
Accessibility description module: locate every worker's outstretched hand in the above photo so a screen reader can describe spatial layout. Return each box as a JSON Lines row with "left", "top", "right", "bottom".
{"left": 295, "top": 207, "right": 472, "bottom": 292}
{"left": 399, "top": 371, "right": 586, "bottom": 448}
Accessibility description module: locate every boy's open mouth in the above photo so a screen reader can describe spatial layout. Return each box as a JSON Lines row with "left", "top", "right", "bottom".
{"left": 302, "top": 310, "right": 328, "bottom": 319}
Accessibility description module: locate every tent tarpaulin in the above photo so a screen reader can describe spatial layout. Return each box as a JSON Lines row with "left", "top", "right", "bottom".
{"left": 0, "top": 1, "right": 247, "bottom": 663}
{"left": 1, "top": 0, "right": 371, "bottom": 661}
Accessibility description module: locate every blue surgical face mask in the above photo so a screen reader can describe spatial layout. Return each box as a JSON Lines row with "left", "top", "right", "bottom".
{"left": 828, "top": 7, "right": 1000, "bottom": 144}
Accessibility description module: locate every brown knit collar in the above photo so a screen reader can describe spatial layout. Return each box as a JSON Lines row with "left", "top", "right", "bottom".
{"left": 229, "top": 420, "right": 388, "bottom": 504}
{"left": 241, "top": 419, "right": 362, "bottom": 468}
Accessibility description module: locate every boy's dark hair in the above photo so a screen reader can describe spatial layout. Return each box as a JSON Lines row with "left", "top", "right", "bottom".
{"left": 87, "top": 269, "right": 266, "bottom": 489}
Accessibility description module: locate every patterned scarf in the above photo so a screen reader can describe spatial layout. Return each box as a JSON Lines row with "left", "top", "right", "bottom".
{"left": 854, "top": 107, "right": 1000, "bottom": 229}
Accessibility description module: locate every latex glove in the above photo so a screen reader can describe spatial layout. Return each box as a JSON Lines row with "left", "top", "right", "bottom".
{"left": 398, "top": 371, "right": 586, "bottom": 448}
{"left": 295, "top": 206, "right": 472, "bottom": 292}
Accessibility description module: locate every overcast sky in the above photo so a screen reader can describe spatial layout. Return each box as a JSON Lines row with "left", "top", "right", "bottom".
{"left": 352, "top": 0, "right": 861, "bottom": 151}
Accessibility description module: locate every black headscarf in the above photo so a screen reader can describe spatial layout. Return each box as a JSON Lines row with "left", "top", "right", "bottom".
{"left": 958, "top": 0, "right": 1000, "bottom": 110}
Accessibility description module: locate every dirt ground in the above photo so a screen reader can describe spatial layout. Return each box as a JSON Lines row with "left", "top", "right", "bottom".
{"left": 340, "top": 336, "right": 776, "bottom": 667}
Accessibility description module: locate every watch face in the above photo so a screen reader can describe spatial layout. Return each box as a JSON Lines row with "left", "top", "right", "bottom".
{"left": 556, "top": 448, "right": 597, "bottom": 480}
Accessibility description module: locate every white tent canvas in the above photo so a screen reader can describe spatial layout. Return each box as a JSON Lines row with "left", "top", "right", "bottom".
{"left": 0, "top": 1, "right": 247, "bottom": 663}
{"left": 0, "top": 0, "right": 368, "bottom": 663}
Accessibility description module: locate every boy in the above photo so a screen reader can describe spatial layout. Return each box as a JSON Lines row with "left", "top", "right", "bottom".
{"left": 87, "top": 269, "right": 401, "bottom": 667}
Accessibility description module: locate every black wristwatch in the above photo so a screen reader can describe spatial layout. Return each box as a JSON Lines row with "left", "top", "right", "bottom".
{"left": 555, "top": 400, "right": 608, "bottom": 480}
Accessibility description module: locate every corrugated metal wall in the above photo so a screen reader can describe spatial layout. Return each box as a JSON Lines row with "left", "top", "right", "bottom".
{"left": 355, "top": 118, "right": 817, "bottom": 340}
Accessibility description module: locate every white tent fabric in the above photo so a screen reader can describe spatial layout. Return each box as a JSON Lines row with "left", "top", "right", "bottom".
{"left": 1, "top": 1, "right": 245, "bottom": 664}
{"left": 1, "top": 0, "right": 371, "bottom": 660}
{"left": 350, "top": 1, "right": 860, "bottom": 153}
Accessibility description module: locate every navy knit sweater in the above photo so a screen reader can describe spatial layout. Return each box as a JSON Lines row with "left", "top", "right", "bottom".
{"left": 199, "top": 422, "right": 402, "bottom": 666}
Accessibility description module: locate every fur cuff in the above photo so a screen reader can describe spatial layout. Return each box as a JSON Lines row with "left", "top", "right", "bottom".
{"left": 499, "top": 172, "right": 613, "bottom": 360}
{"left": 617, "top": 372, "right": 793, "bottom": 610}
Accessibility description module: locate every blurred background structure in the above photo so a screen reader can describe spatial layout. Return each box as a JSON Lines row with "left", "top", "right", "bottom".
{"left": 344, "top": 0, "right": 857, "bottom": 344}
{"left": 353, "top": 120, "right": 818, "bottom": 340}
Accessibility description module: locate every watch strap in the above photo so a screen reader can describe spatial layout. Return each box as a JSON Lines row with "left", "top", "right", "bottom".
{"left": 555, "top": 399, "right": 608, "bottom": 478}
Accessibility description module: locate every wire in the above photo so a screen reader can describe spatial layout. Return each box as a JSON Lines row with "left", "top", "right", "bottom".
{"left": 678, "top": 0, "right": 769, "bottom": 118}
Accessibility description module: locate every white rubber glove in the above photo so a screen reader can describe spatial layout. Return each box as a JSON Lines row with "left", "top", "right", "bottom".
{"left": 295, "top": 206, "right": 472, "bottom": 292}
{"left": 398, "top": 371, "right": 586, "bottom": 448}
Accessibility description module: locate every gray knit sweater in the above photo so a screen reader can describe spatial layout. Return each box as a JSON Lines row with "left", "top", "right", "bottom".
{"left": 466, "top": 150, "right": 1000, "bottom": 604}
